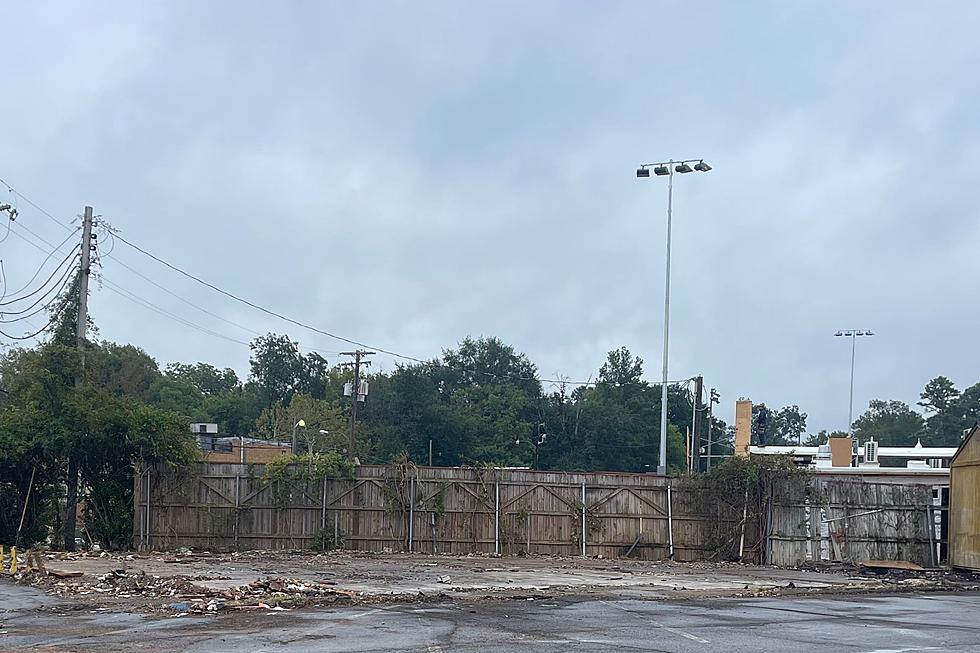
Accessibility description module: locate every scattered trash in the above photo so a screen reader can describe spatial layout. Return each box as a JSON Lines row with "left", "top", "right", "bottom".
{"left": 859, "top": 560, "right": 925, "bottom": 572}
{"left": 46, "top": 569, "right": 83, "bottom": 579}
{"left": 437, "top": 576, "right": 451, "bottom": 584}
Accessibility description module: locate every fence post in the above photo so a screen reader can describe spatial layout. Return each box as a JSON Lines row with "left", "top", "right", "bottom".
{"left": 233, "top": 473, "right": 241, "bottom": 551}
{"left": 321, "top": 476, "right": 328, "bottom": 532}
{"left": 494, "top": 481, "right": 500, "bottom": 555}
{"left": 409, "top": 475, "right": 415, "bottom": 552}
{"left": 581, "top": 482, "right": 586, "bottom": 557}
{"left": 137, "top": 469, "right": 145, "bottom": 550}
{"left": 144, "top": 467, "right": 151, "bottom": 551}
{"left": 927, "top": 504, "right": 937, "bottom": 567}
{"left": 666, "top": 483, "right": 674, "bottom": 560}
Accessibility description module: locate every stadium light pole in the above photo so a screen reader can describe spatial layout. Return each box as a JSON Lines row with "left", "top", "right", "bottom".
{"left": 834, "top": 329, "right": 874, "bottom": 435}
{"left": 636, "top": 159, "right": 712, "bottom": 474}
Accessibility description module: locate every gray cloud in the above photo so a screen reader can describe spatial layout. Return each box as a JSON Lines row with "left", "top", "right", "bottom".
{"left": 3, "top": 1, "right": 979, "bottom": 433}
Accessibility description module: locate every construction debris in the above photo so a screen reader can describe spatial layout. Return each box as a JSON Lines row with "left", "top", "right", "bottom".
{"left": 859, "top": 560, "right": 925, "bottom": 572}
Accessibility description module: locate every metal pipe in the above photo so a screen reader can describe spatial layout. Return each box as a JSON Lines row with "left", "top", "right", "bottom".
{"left": 658, "top": 165, "right": 673, "bottom": 476}
{"left": 848, "top": 332, "right": 857, "bottom": 434}
{"left": 494, "top": 481, "right": 500, "bottom": 555}
{"left": 666, "top": 484, "right": 674, "bottom": 559}
{"left": 145, "top": 467, "right": 152, "bottom": 551}
{"left": 820, "top": 508, "right": 886, "bottom": 523}
{"left": 690, "top": 386, "right": 698, "bottom": 473}
{"left": 738, "top": 488, "right": 749, "bottom": 561}
{"left": 233, "top": 472, "right": 240, "bottom": 551}
{"left": 581, "top": 482, "right": 587, "bottom": 556}
{"left": 706, "top": 397, "right": 714, "bottom": 471}
{"left": 320, "top": 476, "right": 327, "bottom": 532}
{"left": 408, "top": 475, "right": 415, "bottom": 552}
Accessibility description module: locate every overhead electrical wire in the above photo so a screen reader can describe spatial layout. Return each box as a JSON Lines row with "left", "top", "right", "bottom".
{"left": 1, "top": 177, "right": 698, "bottom": 389}
{"left": 0, "top": 306, "right": 67, "bottom": 341}
{"left": 110, "top": 230, "right": 430, "bottom": 364}
{"left": 100, "top": 277, "right": 254, "bottom": 347}
{"left": 0, "top": 177, "right": 75, "bottom": 231}
{"left": 109, "top": 230, "right": 696, "bottom": 389}
{"left": 2, "top": 226, "right": 80, "bottom": 298}
{"left": 0, "top": 261, "right": 78, "bottom": 320}
{"left": 0, "top": 217, "right": 12, "bottom": 244}
{"left": 0, "top": 245, "right": 80, "bottom": 307}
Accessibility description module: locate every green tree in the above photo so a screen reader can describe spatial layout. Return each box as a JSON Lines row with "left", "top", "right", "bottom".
{"left": 249, "top": 333, "right": 305, "bottom": 407}
{"left": 773, "top": 405, "right": 808, "bottom": 445}
{"left": 851, "top": 399, "right": 925, "bottom": 446}
{"left": 803, "top": 429, "right": 848, "bottom": 446}
{"left": 165, "top": 362, "right": 240, "bottom": 396}
{"left": 918, "top": 376, "right": 960, "bottom": 413}
{"left": 924, "top": 381, "right": 980, "bottom": 446}
{"left": 0, "top": 340, "right": 197, "bottom": 548}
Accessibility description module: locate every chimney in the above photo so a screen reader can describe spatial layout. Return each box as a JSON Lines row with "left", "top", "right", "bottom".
{"left": 735, "top": 400, "right": 752, "bottom": 457}
{"left": 829, "top": 436, "right": 854, "bottom": 467}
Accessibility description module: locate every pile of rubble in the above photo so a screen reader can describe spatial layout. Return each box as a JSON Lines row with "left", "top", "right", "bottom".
{"left": 15, "top": 568, "right": 362, "bottom": 615}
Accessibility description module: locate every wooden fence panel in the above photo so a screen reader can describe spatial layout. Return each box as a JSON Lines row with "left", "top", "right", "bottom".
{"left": 768, "top": 478, "right": 939, "bottom": 567}
{"left": 135, "top": 464, "right": 942, "bottom": 565}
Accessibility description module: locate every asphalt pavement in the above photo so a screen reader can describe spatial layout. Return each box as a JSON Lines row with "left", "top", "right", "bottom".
{"left": 3, "top": 584, "right": 979, "bottom": 652}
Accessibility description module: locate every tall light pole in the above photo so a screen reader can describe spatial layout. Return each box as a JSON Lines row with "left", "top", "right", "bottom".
{"left": 637, "top": 159, "right": 712, "bottom": 474}
{"left": 834, "top": 330, "right": 874, "bottom": 435}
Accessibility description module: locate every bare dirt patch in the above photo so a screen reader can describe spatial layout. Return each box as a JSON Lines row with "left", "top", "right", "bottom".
{"left": 7, "top": 549, "right": 979, "bottom": 616}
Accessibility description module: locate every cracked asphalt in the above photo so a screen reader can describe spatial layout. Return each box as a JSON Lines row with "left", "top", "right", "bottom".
{"left": 3, "top": 584, "right": 980, "bottom": 652}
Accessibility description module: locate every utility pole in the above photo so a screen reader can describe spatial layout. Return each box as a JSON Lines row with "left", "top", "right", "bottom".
{"left": 339, "top": 350, "right": 374, "bottom": 461}
{"left": 65, "top": 206, "right": 94, "bottom": 551}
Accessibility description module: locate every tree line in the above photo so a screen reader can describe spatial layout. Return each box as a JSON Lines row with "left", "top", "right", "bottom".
{"left": 3, "top": 309, "right": 977, "bottom": 548}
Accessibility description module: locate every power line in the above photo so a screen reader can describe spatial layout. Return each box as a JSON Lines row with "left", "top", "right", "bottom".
{"left": 96, "top": 242, "right": 341, "bottom": 357}
{"left": 100, "top": 274, "right": 340, "bottom": 360}
{"left": 0, "top": 244, "right": 80, "bottom": 307}
{"left": 111, "top": 231, "right": 429, "bottom": 364}
{"left": 2, "top": 226, "right": 80, "bottom": 297}
{"left": 0, "top": 263, "right": 78, "bottom": 321}
{"left": 109, "top": 232, "right": 698, "bottom": 388}
{"left": 0, "top": 300, "right": 68, "bottom": 341}
{"left": 0, "top": 178, "right": 75, "bottom": 231}
{"left": 102, "top": 250, "right": 269, "bottom": 339}
{"left": 0, "top": 179, "right": 698, "bottom": 390}
{"left": 101, "top": 276, "right": 253, "bottom": 347}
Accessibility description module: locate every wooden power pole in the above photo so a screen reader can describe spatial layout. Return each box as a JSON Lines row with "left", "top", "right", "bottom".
{"left": 65, "top": 206, "right": 94, "bottom": 551}
{"left": 339, "top": 350, "right": 374, "bottom": 461}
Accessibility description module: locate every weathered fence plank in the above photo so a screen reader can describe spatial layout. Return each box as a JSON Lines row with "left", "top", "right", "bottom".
{"left": 134, "top": 464, "right": 943, "bottom": 565}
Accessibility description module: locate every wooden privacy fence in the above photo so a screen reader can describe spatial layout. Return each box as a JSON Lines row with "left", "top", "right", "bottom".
{"left": 134, "top": 463, "right": 943, "bottom": 566}
{"left": 134, "top": 463, "right": 745, "bottom": 561}
{"left": 766, "top": 478, "right": 947, "bottom": 567}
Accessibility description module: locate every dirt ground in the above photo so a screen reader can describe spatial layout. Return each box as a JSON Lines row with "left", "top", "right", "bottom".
{"left": 6, "top": 549, "right": 978, "bottom": 616}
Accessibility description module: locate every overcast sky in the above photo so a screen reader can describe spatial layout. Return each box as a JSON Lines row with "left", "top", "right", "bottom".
{"left": 2, "top": 1, "right": 979, "bottom": 434}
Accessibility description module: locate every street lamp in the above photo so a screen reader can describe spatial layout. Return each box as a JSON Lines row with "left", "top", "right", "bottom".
{"left": 291, "top": 419, "right": 306, "bottom": 454}
{"left": 834, "top": 330, "right": 874, "bottom": 435}
{"left": 636, "top": 159, "right": 712, "bottom": 474}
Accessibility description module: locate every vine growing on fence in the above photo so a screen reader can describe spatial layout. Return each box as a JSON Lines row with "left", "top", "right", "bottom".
{"left": 262, "top": 452, "right": 354, "bottom": 507}
{"left": 678, "top": 455, "right": 813, "bottom": 562}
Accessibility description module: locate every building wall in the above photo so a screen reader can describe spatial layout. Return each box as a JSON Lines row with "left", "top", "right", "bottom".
{"left": 950, "top": 428, "right": 980, "bottom": 571}
{"left": 204, "top": 442, "right": 291, "bottom": 464}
